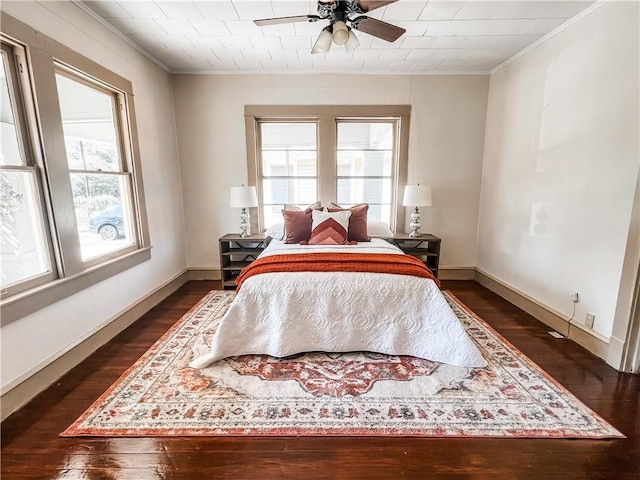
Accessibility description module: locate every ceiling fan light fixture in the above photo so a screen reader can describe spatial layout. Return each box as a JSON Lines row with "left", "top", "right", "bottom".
{"left": 332, "top": 20, "right": 349, "bottom": 45}
{"left": 312, "top": 27, "right": 333, "bottom": 54}
{"left": 344, "top": 29, "right": 360, "bottom": 52}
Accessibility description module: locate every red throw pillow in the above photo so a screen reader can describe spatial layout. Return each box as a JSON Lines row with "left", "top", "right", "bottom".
{"left": 328, "top": 203, "right": 370, "bottom": 242}
{"left": 282, "top": 209, "right": 313, "bottom": 244}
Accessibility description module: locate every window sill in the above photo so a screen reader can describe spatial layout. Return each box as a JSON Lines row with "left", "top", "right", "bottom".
{"left": 0, "top": 247, "right": 151, "bottom": 326}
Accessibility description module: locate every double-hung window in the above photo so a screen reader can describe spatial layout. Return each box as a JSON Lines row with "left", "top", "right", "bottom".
{"left": 246, "top": 106, "right": 409, "bottom": 232}
{"left": 55, "top": 68, "right": 138, "bottom": 263}
{"left": 1, "top": 15, "right": 150, "bottom": 323}
{"left": 0, "top": 41, "right": 55, "bottom": 297}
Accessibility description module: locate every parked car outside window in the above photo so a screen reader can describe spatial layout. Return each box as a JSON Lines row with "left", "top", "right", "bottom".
{"left": 88, "top": 205, "right": 124, "bottom": 240}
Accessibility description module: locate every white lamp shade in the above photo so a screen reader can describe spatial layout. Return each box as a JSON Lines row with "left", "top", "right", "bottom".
{"left": 312, "top": 28, "right": 333, "bottom": 54}
{"left": 403, "top": 185, "right": 432, "bottom": 207}
{"left": 332, "top": 20, "right": 349, "bottom": 45}
{"left": 230, "top": 186, "right": 258, "bottom": 208}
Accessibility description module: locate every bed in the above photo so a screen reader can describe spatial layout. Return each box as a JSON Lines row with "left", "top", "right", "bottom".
{"left": 190, "top": 238, "right": 486, "bottom": 369}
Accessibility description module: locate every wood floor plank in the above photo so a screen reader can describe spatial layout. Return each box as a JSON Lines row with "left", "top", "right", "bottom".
{"left": 2, "top": 280, "right": 638, "bottom": 479}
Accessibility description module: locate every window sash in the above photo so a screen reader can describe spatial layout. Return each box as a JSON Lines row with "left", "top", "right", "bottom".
{"left": 0, "top": 40, "right": 56, "bottom": 298}
{"left": 55, "top": 65, "right": 141, "bottom": 267}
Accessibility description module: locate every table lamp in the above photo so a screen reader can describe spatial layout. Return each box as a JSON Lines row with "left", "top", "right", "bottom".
{"left": 402, "top": 184, "right": 432, "bottom": 238}
{"left": 230, "top": 185, "right": 258, "bottom": 238}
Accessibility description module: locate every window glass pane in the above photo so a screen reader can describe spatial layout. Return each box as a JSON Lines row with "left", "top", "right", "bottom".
{"left": 337, "top": 150, "right": 392, "bottom": 176}
{"left": 262, "top": 205, "right": 284, "bottom": 230}
{"left": 0, "top": 170, "right": 51, "bottom": 287}
{"left": 55, "top": 73, "right": 120, "bottom": 172}
{"left": 337, "top": 177, "right": 391, "bottom": 204}
{"left": 337, "top": 123, "right": 393, "bottom": 150}
{"left": 263, "top": 178, "right": 317, "bottom": 206}
{"left": 261, "top": 123, "right": 316, "bottom": 150}
{"left": 73, "top": 173, "right": 134, "bottom": 260}
{"left": 64, "top": 137, "right": 119, "bottom": 172}
{"left": 262, "top": 150, "right": 316, "bottom": 177}
{"left": 0, "top": 51, "right": 23, "bottom": 167}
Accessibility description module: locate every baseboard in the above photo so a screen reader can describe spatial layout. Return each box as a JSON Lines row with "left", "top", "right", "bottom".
{"left": 475, "top": 269, "right": 609, "bottom": 360}
{"left": 0, "top": 270, "right": 189, "bottom": 422}
{"left": 188, "top": 268, "right": 221, "bottom": 280}
{"left": 439, "top": 267, "right": 476, "bottom": 280}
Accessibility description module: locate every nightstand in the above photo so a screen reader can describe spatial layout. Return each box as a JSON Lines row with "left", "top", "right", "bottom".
{"left": 387, "top": 233, "right": 441, "bottom": 278}
{"left": 219, "top": 234, "right": 270, "bottom": 289}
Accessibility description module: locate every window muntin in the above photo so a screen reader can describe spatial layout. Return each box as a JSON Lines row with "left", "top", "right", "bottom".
{"left": 0, "top": 41, "right": 54, "bottom": 296}
{"left": 55, "top": 70, "right": 137, "bottom": 262}
{"left": 258, "top": 122, "right": 318, "bottom": 228}
{"left": 336, "top": 121, "right": 395, "bottom": 224}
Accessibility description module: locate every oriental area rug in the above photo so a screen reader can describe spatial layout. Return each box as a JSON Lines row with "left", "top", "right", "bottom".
{"left": 61, "top": 290, "right": 623, "bottom": 438}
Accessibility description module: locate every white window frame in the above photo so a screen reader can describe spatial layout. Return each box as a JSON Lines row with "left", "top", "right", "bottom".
{"left": 1, "top": 14, "right": 151, "bottom": 325}
{"left": 245, "top": 105, "right": 410, "bottom": 233}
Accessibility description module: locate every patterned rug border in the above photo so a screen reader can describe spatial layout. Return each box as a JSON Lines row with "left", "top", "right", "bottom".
{"left": 60, "top": 290, "right": 625, "bottom": 439}
{"left": 442, "top": 292, "right": 624, "bottom": 440}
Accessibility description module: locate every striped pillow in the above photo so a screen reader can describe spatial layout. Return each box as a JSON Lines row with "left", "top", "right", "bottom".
{"left": 307, "top": 210, "right": 352, "bottom": 245}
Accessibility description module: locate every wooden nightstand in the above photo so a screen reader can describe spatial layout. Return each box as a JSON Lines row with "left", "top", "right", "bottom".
{"left": 219, "top": 234, "right": 270, "bottom": 289}
{"left": 386, "top": 233, "right": 441, "bottom": 278}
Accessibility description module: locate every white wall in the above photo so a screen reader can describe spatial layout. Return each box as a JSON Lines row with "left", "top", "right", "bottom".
{"left": 172, "top": 74, "right": 489, "bottom": 270}
{"left": 478, "top": 2, "right": 640, "bottom": 345}
{"left": 0, "top": 3, "right": 187, "bottom": 391}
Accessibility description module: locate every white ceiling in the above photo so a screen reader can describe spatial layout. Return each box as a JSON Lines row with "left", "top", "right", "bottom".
{"left": 80, "top": 0, "right": 595, "bottom": 73}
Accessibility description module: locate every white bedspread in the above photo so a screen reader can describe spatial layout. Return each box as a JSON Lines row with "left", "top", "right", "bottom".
{"left": 190, "top": 239, "right": 486, "bottom": 369}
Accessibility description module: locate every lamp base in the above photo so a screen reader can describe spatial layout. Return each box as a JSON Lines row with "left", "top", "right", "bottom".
{"left": 239, "top": 208, "right": 252, "bottom": 238}
{"left": 408, "top": 207, "right": 421, "bottom": 238}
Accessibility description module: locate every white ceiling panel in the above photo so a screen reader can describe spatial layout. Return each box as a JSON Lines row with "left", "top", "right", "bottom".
{"left": 81, "top": 0, "right": 596, "bottom": 74}
{"left": 116, "top": 1, "right": 168, "bottom": 19}
{"left": 233, "top": 1, "right": 275, "bottom": 21}
{"left": 155, "top": 19, "right": 199, "bottom": 35}
{"left": 419, "top": 1, "right": 464, "bottom": 21}
{"left": 382, "top": 1, "right": 427, "bottom": 21}
{"left": 156, "top": 1, "right": 204, "bottom": 20}
{"left": 272, "top": 1, "right": 316, "bottom": 17}
{"left": 218, "top": 35, "right": 254, "bottom": 49}
{"left": 194, "top": 2, "right": 239, "bottom": 20}
{"left": 454, "top": 1, "right": 501, "bottom": 20}
{"left": 190, "top": 20, "right": 231, "bottom": 35}
{"left": 186, "top": 35, "right": 225, "bottom": 49}
{"left": 249, "top": 36, "right": 283, "bottom": 49}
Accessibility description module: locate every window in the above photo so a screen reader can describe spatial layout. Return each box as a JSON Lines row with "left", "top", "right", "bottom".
{"left": 258, "top": 121, "right": 318, "bottom": 227}
{"left": 0, "top": 41, "right": 55, "bottom": 297}
{"left": 246, "top": 106, "right": 409, "bottom": 232}
{"left": 337, "top": 121, "right": 394, "bottom": 223}
{"left": 55, "top": 69, "right": 137, "bottom": 263}
{"left": 1, "top": 16, "right": 150, "bottom": 323}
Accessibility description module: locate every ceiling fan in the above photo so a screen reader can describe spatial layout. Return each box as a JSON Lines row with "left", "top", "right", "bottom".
{"left": 254, "top": 0, "right": 407, "bottom": 54}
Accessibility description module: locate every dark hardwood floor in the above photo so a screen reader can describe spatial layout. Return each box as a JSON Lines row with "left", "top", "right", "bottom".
{"left": 2, "top": 280, "right": 639, "bottom": 479}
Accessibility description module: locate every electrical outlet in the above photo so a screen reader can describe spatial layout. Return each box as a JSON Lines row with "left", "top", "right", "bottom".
{"left": 569, "top": 291, "right": 579, "bottom": 302}
{"left": 586, "top": 313, "right": 595, "bottom": 328}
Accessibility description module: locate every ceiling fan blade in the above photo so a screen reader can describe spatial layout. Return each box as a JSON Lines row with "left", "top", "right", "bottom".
{"left": 254, "top": 15, "right": 319, "bottom": 26}
{"left": 357, "top": 0, "right": 399, "bottom": 13}
{"left": 352, "top": 17, "right": 406, "bottom": 42}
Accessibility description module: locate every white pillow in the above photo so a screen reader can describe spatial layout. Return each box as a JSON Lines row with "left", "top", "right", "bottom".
{"left": 264, "top": 222, "right": 284, "bottom": 240}
{"left": 367, "top": 221, "right": 394, "bottom": 238}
